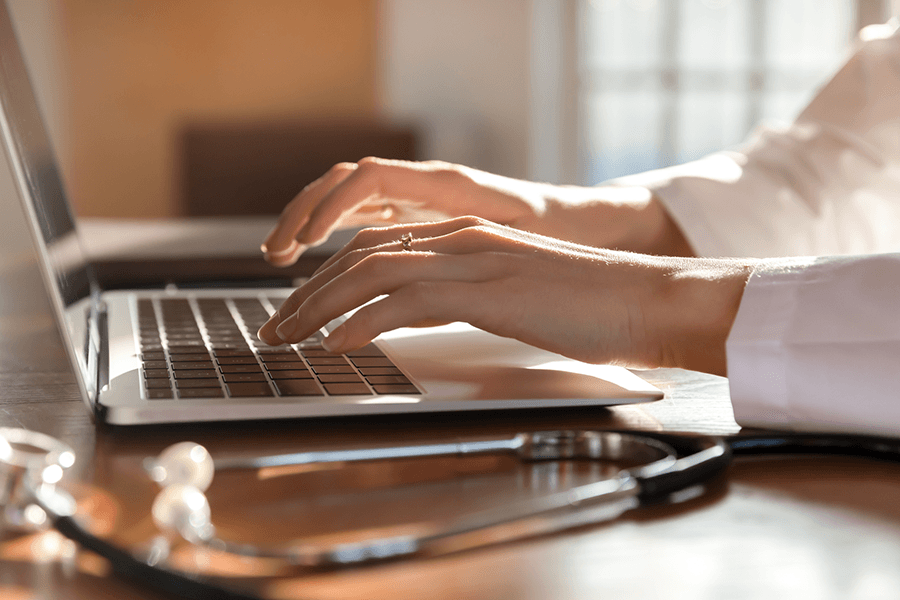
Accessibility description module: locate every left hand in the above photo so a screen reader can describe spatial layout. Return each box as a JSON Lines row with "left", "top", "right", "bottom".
{"left": 257, "top": 217, "right": 753, "bottom": 375}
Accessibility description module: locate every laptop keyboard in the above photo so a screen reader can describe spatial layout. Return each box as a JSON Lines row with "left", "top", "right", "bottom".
{"left": 136, "top": 297, "right": 419, "bottom": 400}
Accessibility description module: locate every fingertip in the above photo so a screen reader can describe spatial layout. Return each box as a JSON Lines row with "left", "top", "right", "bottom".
{"left": 257, "top": 313, "right": 282, "bottom": 345}
{"left": 321, "top": 325, "right": 346, "bottom": 354}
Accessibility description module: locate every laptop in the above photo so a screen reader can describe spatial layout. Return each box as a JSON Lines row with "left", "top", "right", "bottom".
{"left": 0, "top": 1, "right": 662, "bottom": 425}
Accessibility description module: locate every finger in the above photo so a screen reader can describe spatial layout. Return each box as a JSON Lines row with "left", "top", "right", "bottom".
{"left": 264, "top": 251, "right": 506, "bottom": 344}
{"left": 312, "top": 216, "right": 490, "bottom": 276}
{"left": 263, "top": 162, "right": 357, "bottom": 265}
{"left": 311, "top": 280, "right": 497, "bottom": 353}
{"left": 258, "top": 219, "right": 533, "bottom": 344}
{"left": 294, "top": 158, "right": 482, "bottom": 247}
{"left": 277, "top": 221, "right": 521, "bottom": 331}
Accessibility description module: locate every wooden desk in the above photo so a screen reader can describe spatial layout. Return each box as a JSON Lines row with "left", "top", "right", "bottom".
{"left": 2, "top": 245, "right": 900, "bottom": 599}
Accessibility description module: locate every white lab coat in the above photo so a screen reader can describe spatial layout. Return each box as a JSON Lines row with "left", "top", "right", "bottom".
{"left": 614, "top": 21, "right": 900, "bottom": 436}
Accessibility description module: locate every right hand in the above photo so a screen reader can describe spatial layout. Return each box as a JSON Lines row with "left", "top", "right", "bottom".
{"left": 258, "top": 217, "right": 750, "bottom": 376}
{"left": 261, "top": 157, "right": 694, "bottom": 266}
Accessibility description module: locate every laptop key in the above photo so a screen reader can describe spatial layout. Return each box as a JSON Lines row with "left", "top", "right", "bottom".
{"left": 176, "top": 379, "right": 222, "bottom": 388}
{"left": 311, "top": 365, "right": 355, "bottom": 374}
{"left": 145, "top": 379, "right": 173, "bottom": 389}
{"left": 171, "top": 361, "right": 215, "bottom": 370}
{"left": 357, "top": 367, "right": 403, "bottom": 376}
{"left": 259, "top": 353, "right": 302, "bottom": 362}
{"left": 318, "top": 373, "right": 365, "bottom": 383}
{"left": 216, "top": 357, "right": 259, "bottom": 365}
{"left": 306, "top": 357, "right": 349, "bottom": 366}
{"left": 264, "top": 361, "right": 307, "bottom": 370}
{"left": 349, "top": 357, "right": 395, "bottom": 368}
{"left": 365, "top": 375, "right": 412, "bottom": 385}
{"left": 169, "top": 353, "right": 211, "bottom": 362}
{"left": 213, "top": 350, "right": 256, "bottom": 357}
{"left": 300, "top": 349, "right": 342, "bottom": 358}
{"left": 273, "top": 380, "right": 322, "bottom": 396}
{"left": 222, "top": 373, "right": 267, "bottom": 383}
{"left": 268, "top": 370, "right": 314, "bottom": 380}
{"left": 372, "top": 384, "right": 420, "bottom": 395}
{"left": 146, "top": 389, "right": 174, "bottom": 399}
{"left": 178, "top": 388, "right": 225, "bottom": 398}
{"left": 227, "top": 382, "right": 274, "bottom": 397}
{"left": 323, "top": 383, "right": 371, "bottom": 396}
{"left": 219, "top": 364, "right": 265, "bottom": 373}
{"left": 174, "top": 370, "right": 219, "bottom": 379}
{"left": 144, "top": 369, "right": 170, "bottom": 379}
{"left": 168, "top": 344, "right": 206, "bottom": 352}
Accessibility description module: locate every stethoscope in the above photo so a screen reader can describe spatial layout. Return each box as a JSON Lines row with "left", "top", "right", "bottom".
{"left": 4, "top": 425, "right": 900, "bottom": 600}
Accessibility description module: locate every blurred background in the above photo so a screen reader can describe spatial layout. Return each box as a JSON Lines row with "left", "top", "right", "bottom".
{"left": 6, "top": 0, "right": 895, "bottom": 219}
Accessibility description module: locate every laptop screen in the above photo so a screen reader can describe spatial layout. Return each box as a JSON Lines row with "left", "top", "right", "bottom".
{"left": 0, "top": 1, "right": 99, "bottom": 403}
{"left": 0, "top": 2, "right": 95, "bottom": 308}
{"left": 0, "top": 2, "right": 95, "bottom": 309}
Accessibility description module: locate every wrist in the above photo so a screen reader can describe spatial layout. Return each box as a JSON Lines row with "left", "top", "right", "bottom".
{"left": 650, "top": 258, "right": 756, "bottom": 376}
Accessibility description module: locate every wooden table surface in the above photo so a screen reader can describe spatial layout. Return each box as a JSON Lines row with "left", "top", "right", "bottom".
{"left": 2, "top": 252, "right": 900, "bottom": 600}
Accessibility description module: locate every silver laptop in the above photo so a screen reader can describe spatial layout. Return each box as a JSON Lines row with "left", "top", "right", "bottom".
{"left": 0, "top": 1, "right": 662, "bottom": 425}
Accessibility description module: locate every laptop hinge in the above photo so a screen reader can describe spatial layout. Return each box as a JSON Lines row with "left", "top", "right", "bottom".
{"left": 96, "top": 302, "right": 109, "bottom": 398}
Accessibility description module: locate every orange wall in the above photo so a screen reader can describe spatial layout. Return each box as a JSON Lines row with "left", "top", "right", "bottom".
{"left": 61, "top": 0, "right": 379, "bottom": 217}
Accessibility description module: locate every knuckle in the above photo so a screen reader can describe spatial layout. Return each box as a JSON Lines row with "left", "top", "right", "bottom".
{"left": 348, "top": 227, "right": 381, "bottom": 249}
{"left": 356, "top": 156, "right": 382, "bottom": 169}
{"left": 454, "top": 215, "right": 487, "bottom": 228}
{"left": 451, "top": 222, "right": 501, "bottom": 245}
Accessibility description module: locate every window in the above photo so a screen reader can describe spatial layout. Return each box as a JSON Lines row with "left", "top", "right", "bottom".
{"left": 573, "top": 0, "right": 889, "bottom": 185}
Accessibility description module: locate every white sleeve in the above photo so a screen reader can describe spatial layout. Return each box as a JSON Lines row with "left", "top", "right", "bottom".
{"left": 726, "top": 253, "right": 900, "bottom": 436}
{"left": 610, "top": 21, "right": 900, "bottom": 259}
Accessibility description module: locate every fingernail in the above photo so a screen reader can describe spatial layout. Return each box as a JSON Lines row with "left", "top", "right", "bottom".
{"left": 322, "top": 326, "right": 346, "bottom": 353}
{"left": 265, "top": 239, "right": 300, "bottom": 257}
{"left": 264, "top": 241, "right": 310, "bottom": 266}
{"left": 275, "top": 314, "right": 300, "bottom": 342}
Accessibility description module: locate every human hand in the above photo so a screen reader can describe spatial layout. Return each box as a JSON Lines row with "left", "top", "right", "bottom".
{"left": 262, "top": 158, "right": 694, "bottom": 266}
{"left": 258, "top": 217, "right": 753, "bottom": 375}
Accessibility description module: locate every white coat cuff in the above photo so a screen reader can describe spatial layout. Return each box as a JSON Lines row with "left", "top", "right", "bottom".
{"left": 726, "top": 258, "right": 815, "bottom": 429}
{"left": 726, "top": 254, "right": 900, "bottom": 436}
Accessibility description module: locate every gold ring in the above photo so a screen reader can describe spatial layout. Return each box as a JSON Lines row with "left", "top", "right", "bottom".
{"left": 400, "top": 232, "right": 413, "bottom": 252}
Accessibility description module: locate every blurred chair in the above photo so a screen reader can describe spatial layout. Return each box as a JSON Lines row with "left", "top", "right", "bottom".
{"left": 178, "top": 121, "right": 417, "bottom": 216}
